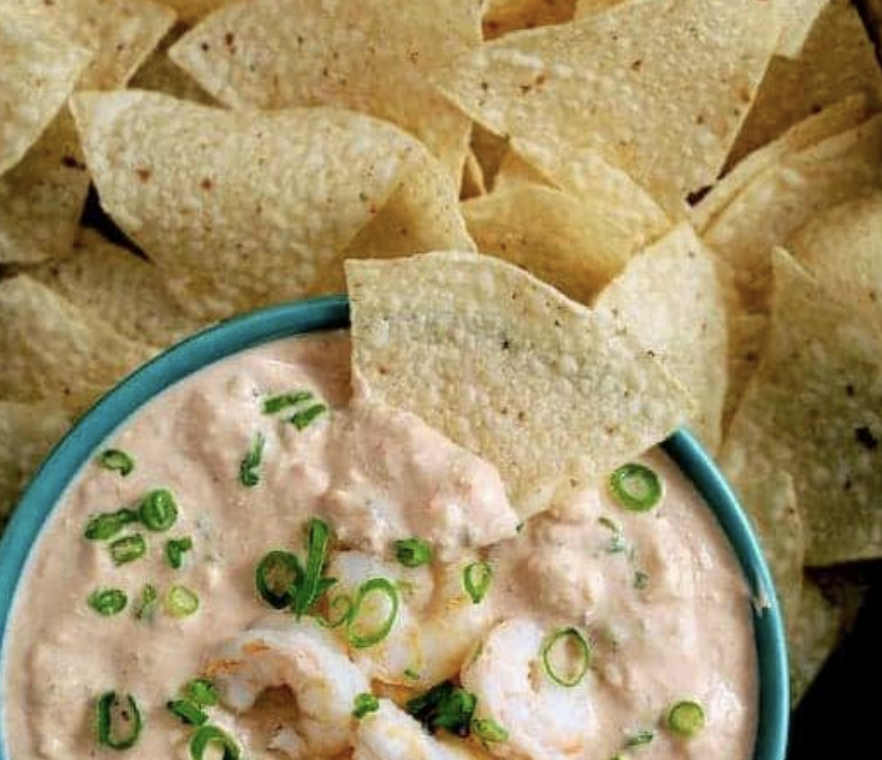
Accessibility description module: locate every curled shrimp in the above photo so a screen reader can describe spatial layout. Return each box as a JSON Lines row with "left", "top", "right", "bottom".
{"left": 327, "top": 550, "right": 496, "bottom": 688}
{"left": 354, "top": 698, "right": 484, "bottom": 760}
{"left": 461, "top": 618, "right": 596, "bottom": 760}
{"left": 204, "top": 617, "right": 369, "bottom": 758}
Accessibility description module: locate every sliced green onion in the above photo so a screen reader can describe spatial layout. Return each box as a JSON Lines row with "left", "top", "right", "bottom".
{"left": 96, "top": 691, "right": 142, "bottom": 750}
{"left": 166, "top": 537, "right": 193, "bottom": 569}
{"left": 394, "top": 538, "right": 433, "bottom": 568}
{"left": 291, "top": 518, "right": 333, "bottom": 617}
{"left": 288, "top": 403, "right": 327, "bottom": 430}
{"left": 134, "top": 584, "right": 158, "bottom": 620}
{"left": 406, "top": 681, "right": 476, "bottom": 737}
{"left": 110, "top": 534, "right": 146, "bottom": 565}
{"left": 625, "top": 729, "right": 655, "bottom": 747}
{"left": 138, "top": 489, "right": 179, "bottom": 531}
{"left": 167, "top": 699, "right": 207, "bottom": 726}
{"left": 315, "top": 594, "right": 353, "bottom": 629}
{"left": 609, "top": 464, "right": 663, "bottom": 512}
{"left": 541, "top": 627, "right": 591, "bottom": 687}
{"left": 97, "top": 449, "right": 135, "bottom": 477}
{"left": 184, "top": 678, "right": 218, "bottom": 708}
{"left": 190, "top": 725, "right": 241, "bottom": 760}
{"left": 463, "top": 561, "right": 492, "bottom": 604}
{"left": 346, "top": 577, "right": 399, "bottom": 649}
{"left": 352, "top": 692, "right": 380, "bottom": 719}
{"left": 472, "top": 717, "right": 509, "bottom": 743}
{"left": 263, "top": 390, "right": 313, "bottom": 414}
{"left": 255, "top": 550, "right": 303, "bottom": 609}
{"left": 88, "top": 588, "right": 127, "bottom": 616}
{"left": 666, "top": 700, "right": 705, "bottom": 737}
{"left": 165, "top": 584, "right": 199, "bottom": 618}
{"left": 84, "top": 508, "right": 138, "bottom": 541}
{"left": 239, "top": 432, "right": 265, "bottom": 487}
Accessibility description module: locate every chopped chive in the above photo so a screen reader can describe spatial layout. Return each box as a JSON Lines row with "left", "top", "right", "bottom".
{"left": 394, "top": 538, "right": 433, "bottom": 568}
{"left": 255, "top": 550, "right": 303, "bottom": 609}
{"left": 610, "top": 464, "right": 663, "bottom": 512}
{"left": 84, "top": 508, "right": 138, "bottom": 541}
{"left": 353, "top": 692, "right": 380, "bottom": 719}
{"left": 184, "top": 678, "right": 218, "bottom": 708}
{"left": 406, "top": 681, "right": 476, "bottom": 737}
{"left": 667, "top": 700, "right": 705, "bottom": 737}
{"left": 262, "top": 390, "right": 314, "bottom": 414}
{"left": 190, "top": 725, "right": 241, "bottom": 760}
{"left": 346, "top": 577, "right": 399, "bottom": 649}
{"left": 110, "top": 534, "right": 146, "bottom": 565}
{"left": 472, "top": 717, "right": 509, "bottom": 744}
{"left": 288, "top": 403, "right": 327, "bottom": 430}
{"left": 463, "top": 561, "right": 492, "bottom": 604}
{"left": 165, "top": 584, "right": 199, "bottom": 618}
{"left": 96, "top": 691, "right": 142, "bottom": 750}
{"left": 239, "top": 432, "right": 265, "bottom": 487}
{"left": 541, "top": 627, "right": 591, "bottom": 687}
{"left": 625, "top": 729, "right": 655, "bottom": 747}
{"left": 88, "top": 588, "right": 127, "bottom": 616}
{"left": 167, "top": 699, "right": 208, "bottom": 726}
{"left": 135, "top": 583, "right": 158, "bottom": 620}
{"left": 291, "top": 518, "right": 333, "bottom": 617}
{"left": 138, "top": 489, "right": 179, "bottom": 531}
{"left": 97, "top": 449, "right": 135, "bottom": 477}
{"left": 166, "top": 537, "right": 194, "bottom": 569}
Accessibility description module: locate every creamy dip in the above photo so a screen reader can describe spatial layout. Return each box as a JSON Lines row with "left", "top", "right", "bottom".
{"left": 3, "top": 332, "right": 757, "bottom": 760}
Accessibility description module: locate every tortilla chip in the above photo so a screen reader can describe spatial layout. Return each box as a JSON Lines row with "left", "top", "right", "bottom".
{"left": 0, "top": 8, "right": 91, "bottom": 175}
{"left": 721, "top": 250, "right": 882, "bottom": 565}
{"left": 71, "top": 90, "right": 419, "bottom": 319}
{"left": 462, "top": 151, "right": 487, "bottom": 199}
{"left": 435, "top": 0, "right": 782, "bottom": 214}
{"left": 28, "top": 228, "right": 206, "bottom": 347}
{"left": 347, "top": 252, "right": 693, "bottom": 517}
{"left": 728, "top": 0, "right": 882, "bottom": 166}
{"left": 789, "top": 579, "right": 842, "bottom": 706}
{"left": 692, "top": 95, "right": 872, "bottom": 233}
{"left": 595, "top": 223, "right": 728, "bottom": 453}
{"left": 155, "top": 0, "right": 226, "bottom": 24}
{"left": 463, "top": 183, "right": 659, "bottom": 305}
{"left": 788, "top": 193, "right": 882, "bottom": 330}
{"left": 483, "top": 0, "right": 576, "bottom": 39}
{"left": 0, "top": 275, "right": 155, "bottom": 414}
{"left": 470, "top": 123, "right": 509, "bottom": 191}
{"left": 492, "top": 149, "right": 550, "bottom": 190}
{"left": 170, "top": 0, "right": 481, "bottom": 183}
{"left": 129, "top": 24, "right": 214, "bottom": 104}
{"left": 704, "top": 113, "right": 882, "bottom": 311}
{"left": 0, "top": 400, "right": 71, "bottom": 531}
{"left": 724, "top": 312, "right": 768, "bottom": 429}
{"left": 776, "top": 0, "right": 830, "bottom": 58}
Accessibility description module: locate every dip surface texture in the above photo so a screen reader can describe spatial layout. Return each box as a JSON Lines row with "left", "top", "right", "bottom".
{"left": 3, "top": 332, "right": 757, "bottom": 760}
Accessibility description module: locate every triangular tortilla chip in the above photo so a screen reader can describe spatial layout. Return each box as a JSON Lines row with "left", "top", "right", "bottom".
{"left": 434, "top": 0, "right": 782, "bottom": 214}
{"left": 721, "top": 250, "right": 882, "bottom": 565}
{"left": 71, "top": 91, "right": 420, "bottom": 319}
{"left": 0, "top": 400, "right": 71, "bottom": 531}
{"left": 0, "top": 7, "right": 91, "bottom": 175}
{"left": 483, "top": 0, "right": 576, "bottom": 39}
{"left": 776, "top": 0, "right": 831, "bottom": 58}
{"left": 492, "top": 149, "right": 549, "bottom": 190}
{"left": 470, "top": 123, "right": 509, "bottom": 191}
{"left": 0, "top": 275, "right": 155, "bottom": 414}
{"left": 789, "top": 579, "right": 842, "bottom": 706}
{"left": 724, "top": 312, "right": 768, "bottom": 428}
{"left": 595, "top": 223, "right": 728, "bottom": 453}
{"left": 728, "top": 0, "right": 882, "bottom": 166}
{"left": 129, "top": 24, "right": 214, "bottom": 104}
{"left": 170, "top": 0, "right": 481, "bottom": 183}
{"left": 347, "top": 252, "right": 693, "bottom": 517}
{"left": 29, "top": 228, "right": 206, "bottom": 347}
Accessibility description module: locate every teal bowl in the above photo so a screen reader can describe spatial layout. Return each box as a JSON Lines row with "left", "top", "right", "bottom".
{"left": 0, "top": 295, "right": 788, "bottom": 759}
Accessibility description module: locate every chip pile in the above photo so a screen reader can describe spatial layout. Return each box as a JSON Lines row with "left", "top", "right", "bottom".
{"left": 2, "top": 0, "right": 881, "bottom": 710}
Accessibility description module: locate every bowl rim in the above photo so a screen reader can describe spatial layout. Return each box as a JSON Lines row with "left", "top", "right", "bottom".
{"left": 0, "top": 294, "right": 788, "bottom": 760}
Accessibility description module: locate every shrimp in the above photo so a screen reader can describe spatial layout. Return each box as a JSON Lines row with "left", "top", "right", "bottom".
{"left": 354, "top": 699, "right": 484, "bottom": 760}
{"left": 327, "top": 551, "right": 496, "bottom": 688}
{"left": 461, "top": 618, "right": 596, "bottom": 760}
{"left": 204, "top": 617, "right": 369, "bottom": 759}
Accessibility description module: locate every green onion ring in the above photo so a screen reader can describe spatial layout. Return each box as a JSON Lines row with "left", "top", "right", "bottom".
{"left": 394, "top": 537, "right": 433, "bottom": 568}
{"left": 463, "top": 561, "right": 492, "bottom": 604}
{"left": 541, "top": 627, "right": 591, "bottom": 687}
{"left": 316, "top": 594, "right": 353, "bottom": 629}
{"left": 346, "top": 577, "right": 399, "bottom": 649}
{"left": 167, "top": 699, "right": 208, "bottom": 726}
{"left": 185, "top": 678, "right": 218, "bottom": 708}
{"left": 190, "top": 725, "right": 241, "bottom": 760}
{"left": 609, "top": 463, "right": 663, "bottom": 512}
{"left": 255, "top": 550, "right": 303, "bottom": 609}
{"left": 352, "top": 692, "right": 380, "bottom": 719}
{"left": 96, "top": 691, "right": 142, "bottom": 750}
{"left": 666, "top": 700, "right": 705, "bottom": 737}
{"left": 88, "top": 588, "right": 127, "bottom": 616}
{"left": 110, "top": 534, "right": 146, "bottom": 566}
{"left": 138, "top": 489, "right": 179, "bottom": 531}
{"left": 84, "top": 508, "right": 139, "bottom": 541}
{"left": 165, "top": 585, "right": 199, "bottom": 618}
{"left": 97, "top": 449, "right": 135, "bottom": 477}
{"left": 134, "top": 584, "right": 158, "bottom": 620}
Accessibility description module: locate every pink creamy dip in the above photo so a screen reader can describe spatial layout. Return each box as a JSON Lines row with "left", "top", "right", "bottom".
{"left": 3, "top": 331, "right": 757, "bottom": 760}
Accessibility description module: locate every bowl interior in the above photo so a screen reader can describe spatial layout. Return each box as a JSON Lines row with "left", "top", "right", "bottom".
{"left": 0, "top": 295, "right": 787, "bottom": 760}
